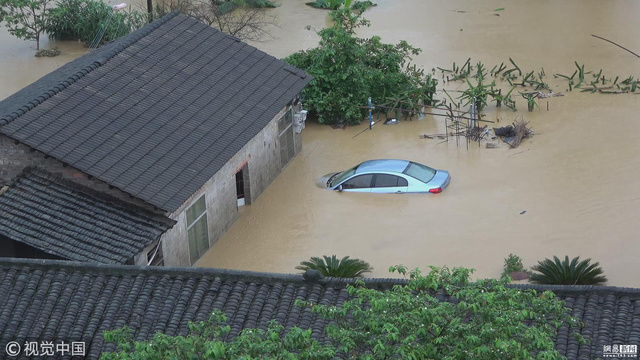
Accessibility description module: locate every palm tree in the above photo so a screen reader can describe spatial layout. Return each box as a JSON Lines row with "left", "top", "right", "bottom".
{"left": 296, "top": 255, "right": 373, "bottom": 278}
{"left": 530, "top": 256, "right": 607, "bottom": 285}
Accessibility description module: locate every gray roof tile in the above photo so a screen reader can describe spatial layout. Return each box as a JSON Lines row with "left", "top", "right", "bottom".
{"left": 0, "top": 12, "right": 311, "bottom": 211}
{"left": 0, "top": 168, "right": 175, "bottom": 264}
{"left": 1, "top": 259, "right": 636, "bottom": 359}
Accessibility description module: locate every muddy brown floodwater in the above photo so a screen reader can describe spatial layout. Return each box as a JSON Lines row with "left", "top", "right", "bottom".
{"left": 197, "top": 0, "right": 640, "bottom": 287}
{"left": 1, "top": 0, "right": 639, "bottom": 286}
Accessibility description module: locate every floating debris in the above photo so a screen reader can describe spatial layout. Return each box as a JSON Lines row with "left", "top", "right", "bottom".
{"left": 494, "top": 117, "right": 533, "bottom": 148}
{"left": 35, "top": 48, "right": 61, "bottom": 57}
{"left": 509, "top": 118, "right": 533, "bottom": 148}
{"left": 486, "top": 142, "right": 499, "bottom": 148}
{"left": 419, "top": 134, "right": 446, "bottom": 139}
{"left": 384, "top": 118, "right": 399, "bottom": 125}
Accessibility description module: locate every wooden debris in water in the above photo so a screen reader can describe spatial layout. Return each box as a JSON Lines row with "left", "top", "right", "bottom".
{"left": 419, "top": 134, "right": 446, "bottom": 139}
{"left": 486, "top": 142, "right": 499, "bottom": 148}
{"left": 526, "top": 91, "right": 564, "bottom": 98}
{"left": 507, "top": 118, "right": 534, "bottom": 148}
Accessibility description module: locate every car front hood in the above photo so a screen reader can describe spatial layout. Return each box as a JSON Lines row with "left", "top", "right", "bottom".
{"left": 317, "top": 172, "right": 340, "bottom": 189}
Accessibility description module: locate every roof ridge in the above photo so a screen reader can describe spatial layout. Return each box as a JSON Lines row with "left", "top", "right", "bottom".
{"left": 13, "top": 166, "right": 175, "bottom": 227}
{"left": 1, "top": 258, "right": 639, "bottom": 295}
{"left": 0, "top": 11, "right": 181, "bottom": 126}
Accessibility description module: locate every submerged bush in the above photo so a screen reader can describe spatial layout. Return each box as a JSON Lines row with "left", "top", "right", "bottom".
{"left": 47, "top": 0, "right": 146, "bottom": 46}
{"left": 213, "top": 0, "right": 278, "bottom": 15}
{"left": 530, "top": 255, "right": 607, "bottom": 285}
{"left": 285, "top": 8, "right": 437, "bottom": 125}
{"left": 306, "top": 0, "right": 375, "bottom": 11}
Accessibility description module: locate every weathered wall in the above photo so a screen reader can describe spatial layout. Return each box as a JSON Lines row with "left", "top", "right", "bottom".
{"left": 1, "top": 100, "right": 303, "bottom": 268}
{"left": 0, "top": 134, "right": 157, "bottom": 212}
{"left": 162, "top": 105, "right": 300, "bottom": 267}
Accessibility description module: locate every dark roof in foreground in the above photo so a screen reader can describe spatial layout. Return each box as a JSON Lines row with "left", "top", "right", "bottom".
{"left": 0, "top": 168, "right": 175, "bottom": 263}
{"left": 0, "top": 259, "right": 639, "bottom": 359}
{"left": 0, "top": 12, "right": 312, "bottom": 212}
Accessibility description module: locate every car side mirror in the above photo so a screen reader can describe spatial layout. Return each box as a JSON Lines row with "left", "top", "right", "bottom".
{"left": 337, "top": 184, "right": 343, "bottom": 192}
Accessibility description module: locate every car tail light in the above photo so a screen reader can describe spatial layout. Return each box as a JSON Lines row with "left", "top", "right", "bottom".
{"left": 429, "top": 187, "right": 442, "bottom": 194}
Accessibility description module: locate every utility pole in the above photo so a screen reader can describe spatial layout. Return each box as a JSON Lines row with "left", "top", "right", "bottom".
{"left": 368, "top": 97, "right": 372, "bottom": 130}
{"left": 147, "top": 0, "right": 153, "bottom": 22}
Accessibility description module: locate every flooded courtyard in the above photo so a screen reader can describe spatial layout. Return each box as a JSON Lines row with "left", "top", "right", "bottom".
{"left": 1, "top": 0, "right": 639, "bottom": 286}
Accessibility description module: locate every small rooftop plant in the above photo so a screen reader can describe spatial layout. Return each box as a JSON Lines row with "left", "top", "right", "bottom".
{"left": 501, "top": 253, "right": 531, "bottom": 280}
{"left": 296, "top": 255, "right": 372, "bottom": 278}
{"left": 530, "top": 255, "right": 607, "bottom": 285}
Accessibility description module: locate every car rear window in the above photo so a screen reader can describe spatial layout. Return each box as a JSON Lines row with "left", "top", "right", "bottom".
{"left": 403, "top": 162, "right": 436, "bottom": 183}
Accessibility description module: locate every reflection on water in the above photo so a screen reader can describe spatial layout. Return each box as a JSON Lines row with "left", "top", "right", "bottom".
{"left": 1, "top": 0, "right": 639, "bottom": 286}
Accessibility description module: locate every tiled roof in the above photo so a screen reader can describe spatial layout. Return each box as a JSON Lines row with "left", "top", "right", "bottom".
{"left": 0, "top": 258, "right": 638, "bottom": 359}
{"left": 0, "top": 12, "right": 312, "bottom": 212}
{"left": 0, "top": 168, "right": 175, "bottom": 264}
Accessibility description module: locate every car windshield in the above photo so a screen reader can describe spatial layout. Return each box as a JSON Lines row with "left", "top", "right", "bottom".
{"left": 403, "top": 161, "right": 436, "bottom": 183}
{"left": 329, "top": 166, "right": 358, "bottom": 187}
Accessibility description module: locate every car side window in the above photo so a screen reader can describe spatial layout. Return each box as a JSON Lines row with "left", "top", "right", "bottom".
{"left": 342, "top": 174, "right": 374, "bottom": 189}
{"left": 373, "top": 174, "right": 406, "bottom": 187}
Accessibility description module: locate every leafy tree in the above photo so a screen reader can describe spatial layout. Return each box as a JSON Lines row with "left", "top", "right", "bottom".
{"left": 0, "top": 0, "right": 56, "bottom": 50}
{"left": 295, "top": 255, "right": 372, "bottom": 277}
{"left": 530, "top": 255, "right": 607, "bottom": 285}
{"left": 285, "top": 8, "right": 438, "bottom": 125}
{"left": 103, "top": 266, "right": 584, "bottom": 359}
{"left": 303, "top": 265, "right": 584, "bottom": 359}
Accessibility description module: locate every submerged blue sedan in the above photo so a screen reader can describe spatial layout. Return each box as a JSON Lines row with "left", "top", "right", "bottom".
{"left": 317, "top": 159, "right": 451, "bottom": 194}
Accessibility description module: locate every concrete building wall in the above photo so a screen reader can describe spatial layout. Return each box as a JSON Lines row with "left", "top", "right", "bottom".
{"left": 0, "top": 134, "right": 157, "bottom": 212}
{"left": 162, "top": 105, "right": 301, "bottom": 267}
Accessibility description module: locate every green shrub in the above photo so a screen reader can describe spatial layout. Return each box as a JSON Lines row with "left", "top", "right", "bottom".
{"left": 530, "top": 255, "right": 607, "bottom": 285}
{"left": 284, "top": 8, "right": 437, "bottom": 125}
{"left": 213, "top": 0, "right": 278, "bottom": 15}
{"left": 501, "top": 253, "right": 530, "bottom": 279}
{"left": 296, "top": 255, "right": 372, "bottom": 278}
{"left": 47, "top": 0, "right": 146, "bottom": 46}
{"left": 306, "top": 0, "right": 374, "bottom": 11}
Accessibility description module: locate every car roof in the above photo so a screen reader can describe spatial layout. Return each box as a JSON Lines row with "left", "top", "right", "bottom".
{"left": 355, "top": 159, "right": 410, "bottom": 174}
